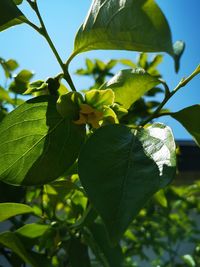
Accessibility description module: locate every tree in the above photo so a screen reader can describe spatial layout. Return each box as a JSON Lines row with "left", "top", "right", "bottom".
{"left": 0, "top": 0, "right": 199, "bottom": 266}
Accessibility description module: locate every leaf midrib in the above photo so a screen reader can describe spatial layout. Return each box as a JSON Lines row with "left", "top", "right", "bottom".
{"left": 110, "top": 129, "right": 137, "bottom": 227}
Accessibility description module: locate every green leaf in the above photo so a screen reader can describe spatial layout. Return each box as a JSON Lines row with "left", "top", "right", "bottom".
{"left": 0, "top": 86, "right": 13, "bottom": 104}
{"left": 182, "top": 255, "right": 196, "bottom": 267}
{"left": 0, "top": 58, "right": 19, "bottom": 78}
{"left": 9, "top": 69, "right": 34, "bottom": 94}
{"left": 154, "top": 189, "right": 168, "bottom": 207}
{"left": 5, "top": 59, "right": 19, "bottom": 71}
{"left": 119, "top": 59, "right": 137, "bottom": 68}
{"left": 100, "top": 68, "right": 161, "bottom": 109}
{"left": 16, "top": 69, "right": 34, "bottom": 82}
{"left": 74, "top": 0, "right": 174, "bottom": 57}
{"left": 0, "top": 110, "right": 6, "bottom": 122}
{"left": 147, "top": 55, "right": 163, "bottom": 74}
{"left": 68, "top": 238, "right": 91, "bottom": 267}
{"left": 0, "top": 232, "right": 36, "bottom": 266}
{"left": 88, "top": 222, "right": 124, "bottom": 267}
{"left": 85, "top": 89, "right": 115, "bottom": 109}
{"left": 23, "top": 80, "right": 48, "bottom": 95}
{"left": 171, "top": 105, "right": 200, "bottom": 147}
{"left": 16, "top": 223, "right": 49, "bottom": 239}
{"left": 0, "top": 0, "right": 26, "bottom": 32}
{"left": 138, "top": 53, "right": 148, "bottom": 69}
{"left": 13, "top": 0, "right": 23, "bottom": 5}
{"left": 78, "top": 123, "right": 176, "bottom": 243}
{"left": 0, "top": 95, "right": 86, "bottom": 185}
{"left": 0, "top": 58, "right": 16, "bottom": 78}
{"left": 0, "top": 203, "right": 33, "bottom": 222}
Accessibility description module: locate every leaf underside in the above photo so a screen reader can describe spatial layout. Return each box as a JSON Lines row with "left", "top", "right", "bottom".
{"left": 0, "top": 95, "right": 85, "bottom": 185}
{"left": 0, "top": 0, "right": 26, "bottom": 32}
{"left": 74, "top": 0, "right": 173, "bottom": 56}
{"left": 78, "top": 123, "right": 176, "bottom": 243}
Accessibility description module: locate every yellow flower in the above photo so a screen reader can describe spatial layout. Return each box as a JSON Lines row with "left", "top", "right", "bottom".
{"left": 74, "top": 104, "right": 103, "bottom": 129}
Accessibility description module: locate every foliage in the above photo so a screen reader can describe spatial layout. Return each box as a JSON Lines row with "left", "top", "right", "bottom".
{"left": 0, "top": 1, "right": 200, "bottom": 266}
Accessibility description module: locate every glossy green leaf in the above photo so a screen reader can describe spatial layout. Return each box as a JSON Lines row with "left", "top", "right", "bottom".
{"left": 101, "top": 68, "right": 161, "bottom": 109}
{"left": 78, "top": 123, "right": 176, "bottom": 243}
{"left": 74, "top": 0, "right": 174, "bottom": 57}
{"left": 0, "top": 232, "right": 36, "bottom": 266}
{"left": 88, "top": 222, "right": 124, "bottom": 267}
{"left": 0, "top": 0, "right": 26, "bottom": 32}
{"left": 0, "top": 203, "right": 33, "bottom": 222}
{"left": 0, "top": 95, "right": 85, "bottom": 185}
{"left": 16, "top": 223, "right": 49, "bottom": 239}
{"left": 9, "top": 69, "right": 34, "bottom": 94}
{"left": 171, "top": 105, "right": 200, "bottom": 147}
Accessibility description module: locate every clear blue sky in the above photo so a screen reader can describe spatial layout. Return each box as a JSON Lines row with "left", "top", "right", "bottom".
{"left": 1, "top": 1, "right": 200, "bottom": 139}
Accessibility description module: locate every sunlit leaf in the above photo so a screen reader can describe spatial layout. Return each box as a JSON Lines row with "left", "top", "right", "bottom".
{"left": 101, "top": 68, "right": 161, "bottom": 109}
{"left": 0, "top": 95, "right": 86, "bottom": 185}
{"left": 16, "top": 223, "right": 49, "bottom": 239}
{"left": 171, "top": 105, "right": 200, "bottom": 147}
{"left": 74, "top": 0, "right": 174, "bottom": 58}
{"left": 23, "top": 80, "right": 48, "bottom": 95}
{"left": 0, "top": 203, "right": 33, "bottom": 222}
{"left": 78, "top": 123, "right": 176, "bottom": 243}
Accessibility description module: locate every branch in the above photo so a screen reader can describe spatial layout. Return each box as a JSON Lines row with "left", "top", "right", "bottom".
{"left": 141, "top": 65, "right": 200, "bottom": 126}
{"left": 25, "top": 0, "right": 76, "bottom": 91}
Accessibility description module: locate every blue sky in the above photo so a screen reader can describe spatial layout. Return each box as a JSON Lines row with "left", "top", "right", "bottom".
{"left": 1, "top": 0, "right": 200, "bottom": 139}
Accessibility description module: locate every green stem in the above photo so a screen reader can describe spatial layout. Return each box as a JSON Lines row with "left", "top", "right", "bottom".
{"left": 25, "top": 0, "right": 76, "bottom": 92}
{"left": 141, "top": 86, "right": 171, "bottom": 127}
{"left": 19, "top": 16, "right": 41, "bottom": 33}
{"left": 172, "top": 64, "right": 200, "bottom": 93}
{"left": 65, "top": 51, "right": 79, "bottom": 69}
{"left": 141, "top": 65, "right": 200, "bottom": 126}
